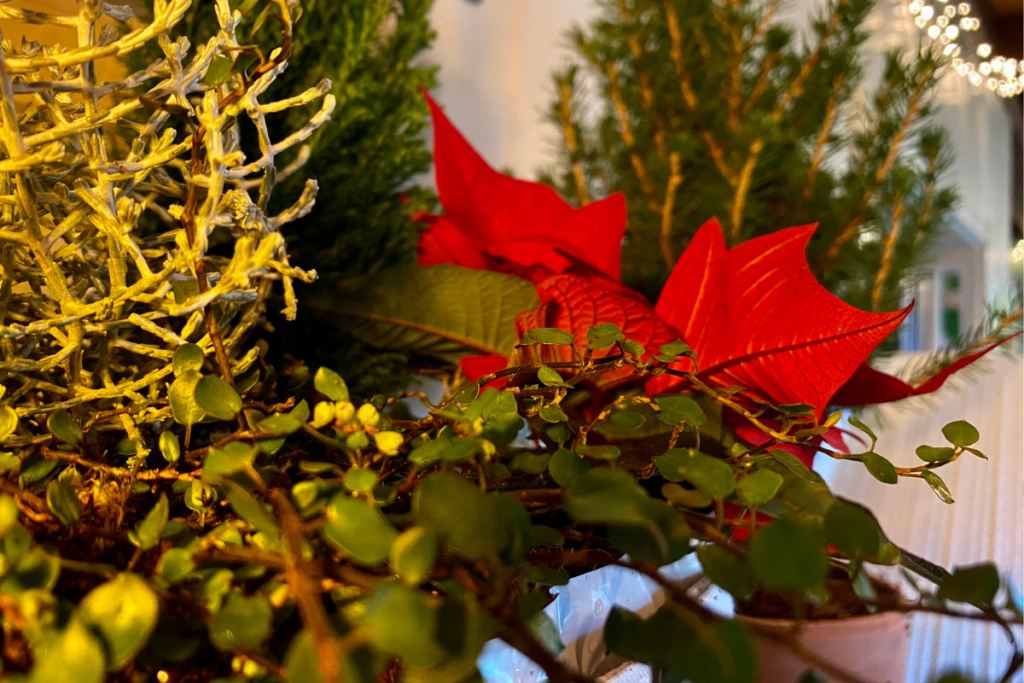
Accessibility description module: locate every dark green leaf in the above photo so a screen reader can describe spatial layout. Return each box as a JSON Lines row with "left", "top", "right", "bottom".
{"left": 46, "top": 480, "right": 80, "bottom": 526}
{"left": 937, "top": 563, "right": 999, "bottom": 606}
{"left": 529, "top": 525, "right": 564, "bottom": 547}
{"left": 916, "top": 445, "right": 955, "bottom": 463}
{"left": 655, "top": 396, "right": 706, "bottom": 427}
{"left": 922, "top": 471, "right": 954, "bottom": 504}
{"left": 662, "top": 482, "right": 712, "bottom": 508}
{"left": 524, "top": 328, "right": 575, "bottom": 345}
{"left": 847, "top": 416, "right": 876, "bottom": 442}
{"left": 563, "top": 469, "right": 654, "bottom": 525}
{"left": 539, "top": 404, "right": 568, "bottom": 422}
{"left": 202, "top": 442, "right": 257, "bottom": 484}
{"left": 203, "top": 55, "right": 234, "bottom": 87}
{"left": 537, "top": 366, "right": 565, "bottom": 387}
{"left": 524, "top": 566, "right": 570, "bottom": 586}
{"left": 194, "top": 375, "right": 242, "bottom": 421}
{"left": 129, "top": 493, "right": 168, "bottom": 551}
{"left": 323, "top": 494, "right": 398, "bottom": 565}
{"left": 158, "top": 548, "right": 196, "bottom": 583}
{"left": 548, "top": 448, "right": 589, "bottom": 487}
{"left": 621, "top": 339, "right": 646, "bottom": 356}
{"left": 78, "top": 573, "right": 159, "bottom": 669}
{"left": 414, "top": 474, "right": 503, "bottom": 561}
{"left": 941, "top": 420, "right": 979, "bottom": 447}
{"left": 224, "top": 482, "right": 279, "bottom": 543}
{"left": 363, "top": 583, "right": 445, "bottom": 667}
{"left": 576, "top": 443, "right": 621, "bottom": 461}
{"left": 47, "top": 410, "right": 82, "bottom": 445}
{"left": 768, "top": 450, "right": 822, "bottom": 483}
{"left": 735, "top": 468, "right": 783, "bottom": 508}
{"left": 330, "top": 265, "right": 539, "bottom": 362}
{"left": 510, "top": 452, "right": 551, "bottom": 475}
{"left": 749, "top": 518, "right": 826, "bottom": 591}
{"left": 697, "top": 545, "right": 756, "bottom": 600}
{"left": 659, "top": 340, "right": 691, "bottom": 357}
{"left": 209, "top": 590, "right": 272, "bottom": 652}
{"left": 860, "top": 452, "right": 898, "bottom": 484}
{"left": 258, "top": 412, "right": 301, "bottom": 435}
{"left": 610, "top": 411, "right": 645, "bottom": 429}
{"left": 824, "top": 502, "right": 880, "bottom": 557}
{"left": 652, "top": 449, "right": 733, "bottom": 498}
{"left": 777, "top": 403, "right": 815, "bottom": 416}
{"left": 482, "top": 411, "right": 524, "bottom": 445}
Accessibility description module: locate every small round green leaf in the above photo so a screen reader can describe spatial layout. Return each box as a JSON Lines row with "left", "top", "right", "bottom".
{"left": 937, "top": 563, "right": 1000, "bottom": 606}
{"left": 510, "top": 452, "right": 551, "bottom": 475}
{"left": 697, "top": 545, "right": 756, "bottom": 600}
{"left": 824, "top": 502, "right": 880, "bottom": 557}
{"left": 413, "top": 473, "right": 502, "bottom": 561}
{"left": 158, "top": 431, "right": 180, "bottom": 463}
{"left": 537, "top": 366, "right": 565, "bottom": 387}
{"left": 941, "top": 420, "right": 979, "bottom": 447}
{"left": 363, "top": 583, "right": 445, "bottom": 668}
{"left": 575, "top": 443, "right": 621, "bottom": 461}
{"left": 168, "top": 370, "right": 205, "bottom": 426}
{"left": 78, "top": 573, "right": 159, "bottom": 669}
{"left": 209, "top": 590, "right": 272, "bottom": 652}
{"left": 30, "top": 617, "right": 105, "bottom": 683}
{"left": 749, "top": 518, "right": 827, "bottom": 591}
{"left": 314, "top": 367, "right": 349, "bottom": 402}
{"left": 202, "top": 441, "right": 258, "bottom": 484}
{"left": 323, "top": 494, "right": 398, "bottom": 565}
{"left": 524, "top": 328, "right": 575, "bottom": 345}
{"left": 389, "top": 526, "right": 437, "bottom": 585}
{"left": 129, "top": 493, "right": 169, "bottom": 551}
{"left": 915, "top": 445, "right": 955, "bottom": 463}
{"left": 859, "top": 452, "right": 898, "bottom": 485}
{"left": 735, "top": 468, "right": 783, "bottom": 508}
{"left": 610, "top": 411, "right": 645, "bottom": 429}
{"left": 344, "top": 467, "right": 379, "bottom": 493}
{"left": 922, "top": 470, "right": 955, "bottom": 504}
{"left": 46, "top": 480, "right": 81, "bottom": 527}
{"left": 768, "top": 449, "right": 822, "bottom": 483}
{"left": 539, "top": 405, "right": 568, "bottom": 423}
{"left": 0, "top": 406, "right": 18, "bottom": 441}
{"left": 194, "top": 375, "right": 242, "bottom": 421}
{"left": 47, "top": 409, "right": 82, "bottom": 445}
{"left": 548, "top": 448, "right": 589, "bottom": 488}
{"left": 654, "top": 396, "right": 706, "bottom": 427}
{"left": 172, "top": 344, "right": 205, "bottom": 376}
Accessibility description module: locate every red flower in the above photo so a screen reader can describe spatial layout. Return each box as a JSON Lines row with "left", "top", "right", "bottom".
{"left": 418, "top": 91, "right": 627, "bottom": 286}
{"left": 647, "top": 219, "right": 911, "bottom": 417}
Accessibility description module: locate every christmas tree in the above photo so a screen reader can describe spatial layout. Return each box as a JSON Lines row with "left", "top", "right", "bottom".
{"left": 542, "top": 0, "right": 957, "bottom": 323}
{"left": 126, "top": 0, "right": 437, "bottom": 392}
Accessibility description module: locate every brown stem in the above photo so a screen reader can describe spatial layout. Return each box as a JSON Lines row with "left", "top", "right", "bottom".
{"left": 268, "top": 489, "right": 341, "bottom": 683}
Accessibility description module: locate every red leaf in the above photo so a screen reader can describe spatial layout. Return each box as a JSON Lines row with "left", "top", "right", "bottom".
{"left": 510, "top": 274, "right": 678, "bottom": 389}
{"left": 459, "top": 354, "right": 509, "bottom": 390}
{"left": 421, "top": 90, "right": 626, "bottom": 282}
{"left": 829, "top": 331, "right": 1023, "bottom": 406}
{"left": 649, "top": 220, "right": 911, "bottom": 414}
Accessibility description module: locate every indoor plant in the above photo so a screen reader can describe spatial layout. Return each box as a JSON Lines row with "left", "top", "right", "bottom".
{"left": 337, "top": 94, "right": 1023, "bottom": 683}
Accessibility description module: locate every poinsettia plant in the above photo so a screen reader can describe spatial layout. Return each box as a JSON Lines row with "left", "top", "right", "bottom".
{"left": 324, "top": 93, "right": 1024, "bottom": 680}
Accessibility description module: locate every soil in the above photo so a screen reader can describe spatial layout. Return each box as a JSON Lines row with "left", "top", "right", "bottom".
{"left": 735, "top": 568, "right": 902, "bottom": 620}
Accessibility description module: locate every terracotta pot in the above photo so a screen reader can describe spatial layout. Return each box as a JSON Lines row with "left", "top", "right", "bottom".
{"left": 736, "top": 611, "right": 911, "bottom": 683}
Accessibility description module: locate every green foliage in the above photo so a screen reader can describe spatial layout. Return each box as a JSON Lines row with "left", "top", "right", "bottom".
{"left": 543, "top": 0, "right": 958, "bottom": 324}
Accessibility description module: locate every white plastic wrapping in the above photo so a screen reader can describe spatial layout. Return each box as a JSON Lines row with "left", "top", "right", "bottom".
{"left": 477, "top": 555, "right": 704, "bottom": 683}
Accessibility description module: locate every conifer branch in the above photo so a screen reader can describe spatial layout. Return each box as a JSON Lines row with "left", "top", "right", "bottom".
{"left": 824, "top": 63, "right": 935, "bottom": 267}
{"left": 805, "top": 74, "right": 846, "bottom": 199}
{"left": 604, "top": 60, "right": 662, "bottom": 213}
{"left": 665, "top": 2, "right": 736, "bottom": 185}
{"left": 660, "top": 153, "right": 684, "bottom": 269}
{"left": 618, "top": 0, "right": 667, "bottom": 159}
{"left": 557, "top": 80, "right": 590, "bottom": 206}
{"left": 871, "top": 189, "right": 905, "bottom": 310}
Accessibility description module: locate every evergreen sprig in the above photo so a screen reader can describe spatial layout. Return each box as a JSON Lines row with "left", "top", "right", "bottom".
{"left": 542, "top": 0, "right": 958, "bottom": 324}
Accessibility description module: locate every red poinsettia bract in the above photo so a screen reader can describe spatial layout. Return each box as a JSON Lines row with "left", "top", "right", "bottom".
{"left": 416, "top": 90, "right": 1016, "bottom": 420}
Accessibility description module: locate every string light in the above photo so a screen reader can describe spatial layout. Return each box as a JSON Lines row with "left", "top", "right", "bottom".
{"left": 908, "top": 0, "right": 1024, "bottom": 96}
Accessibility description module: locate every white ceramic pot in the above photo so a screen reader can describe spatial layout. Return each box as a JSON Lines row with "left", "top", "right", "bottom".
{"left": 737, "top": 611, "right": 911, "bottom": 683}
